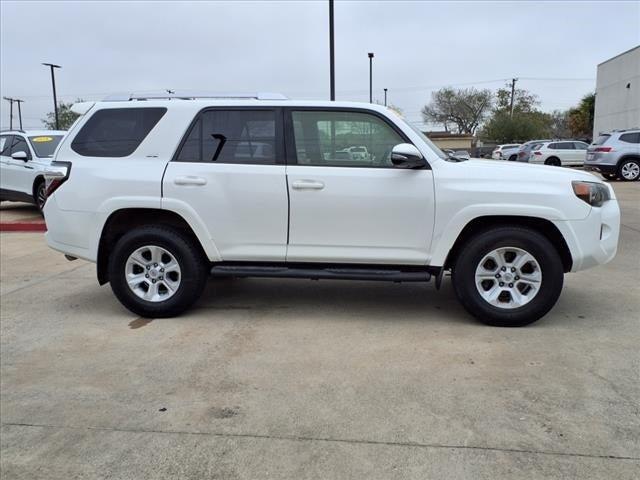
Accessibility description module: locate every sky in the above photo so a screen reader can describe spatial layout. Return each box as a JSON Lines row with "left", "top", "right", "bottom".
{"left": 1, "top": 0, "right": 639, "bottom": 130}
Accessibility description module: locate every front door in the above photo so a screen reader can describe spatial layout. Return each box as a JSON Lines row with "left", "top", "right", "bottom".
{"left": 163, "top": 108, "right": 288, "bottom": 262}
{"left": 285, "top": 108, "right": 435, "bottom": 265}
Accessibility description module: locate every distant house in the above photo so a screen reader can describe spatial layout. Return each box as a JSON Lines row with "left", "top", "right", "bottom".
{"left": 422, "top": 131, "right": 474, "bottom": 151}
{"left": 593, "top": 45, "right": 640, "bottom": 137}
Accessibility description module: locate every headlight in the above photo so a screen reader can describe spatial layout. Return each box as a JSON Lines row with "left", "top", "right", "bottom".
{"left": 572, "top": 181, "right": 610, "bottom": 207}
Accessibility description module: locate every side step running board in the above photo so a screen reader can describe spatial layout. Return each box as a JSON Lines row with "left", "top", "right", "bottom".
{"left": 211, "top": 265, "right": 431, "bottom": 282}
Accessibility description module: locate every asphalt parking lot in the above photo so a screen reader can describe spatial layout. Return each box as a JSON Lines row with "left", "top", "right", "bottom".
{"left": 1, "top": 182, "right": 639, "bottom": 479}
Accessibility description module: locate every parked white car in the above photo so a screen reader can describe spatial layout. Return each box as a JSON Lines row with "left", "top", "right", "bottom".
{"left": 43, "top": 92, "right": 620, "bottom": 327}
{"left": 0, "top": 130, "right": 66, "bottom": 210}
{"left": 529, "top": 140, "right": 589, "bottom": 166}
{"left": 491, "top": 144, "right": 521, "bottom": 160}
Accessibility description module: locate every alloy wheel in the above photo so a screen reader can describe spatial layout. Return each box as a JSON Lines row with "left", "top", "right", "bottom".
{"left": 125, "top": 245, "right": 182, "bottom": 302}
{"left": 620, "top": 161, "right": 640, "bottom": 180}
{"left": 475, "top": 247, "right": 542, "bottom": 309}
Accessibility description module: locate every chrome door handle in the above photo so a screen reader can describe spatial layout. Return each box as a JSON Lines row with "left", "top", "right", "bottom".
{"left": 291, "top": 180, "right": 325, "bottom": 190}
{"left": 174, "top": 176, "right": 207, "bottom": 186}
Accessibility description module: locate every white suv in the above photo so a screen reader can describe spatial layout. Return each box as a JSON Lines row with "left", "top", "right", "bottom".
{"left": 43, "top": 92, "right": 620, "bottom": 327}
{"left": 1, "top": 130, "right": 66, "bottom": 210}
{"left": 529, "top": 140, "right": 589, "bottom": 167}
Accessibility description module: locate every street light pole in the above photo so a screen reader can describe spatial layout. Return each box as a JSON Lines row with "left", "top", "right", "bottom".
{"left": 14, "top": 99, "right": 24, "bottom": 130}
{"left": 42, "top": 63, "right": 61, "bottom": 130}
{"left": 384, "top": 88, "right": 388, "bottom": 107}
{"left": 3, "top": 97, "right": 14, "bottom": 130}
{"left": 329, "top": 0, "right": 335, "bottom": 101}
{"left": 368, "top": 52, "right": 374, "bottom": 103}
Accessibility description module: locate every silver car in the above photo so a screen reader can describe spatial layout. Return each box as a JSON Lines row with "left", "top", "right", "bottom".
{"left": 585, "top": 129, "right": 640, "bottom": 181}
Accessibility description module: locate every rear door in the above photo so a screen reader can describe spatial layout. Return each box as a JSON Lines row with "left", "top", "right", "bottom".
{"left": 163, "top": 108, "right": 288, "bottom": 261}
{"left": 573, "top": 141, "right": 588, "bottom": 165}
{"left": 284, "top": 108, "right": 435, "bottom": 265}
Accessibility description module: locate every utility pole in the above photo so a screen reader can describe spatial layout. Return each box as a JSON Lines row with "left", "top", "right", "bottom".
{"left": 509, "top": 77, "right": 518, "bottom": 118}
{"left": 3, "top": 97, "right": 14, "bottom": 130}
{"left": 14, "top": 99, "right": 24, "bottom": 130}
{"left": 329, "top": 0, "right": 335, "bottom": 101}
{"left": 384, "top": 88, "right": 388, "bottom": 107}
{"left": 368, "top": 52, "right": 374, "bottom": 103}
{"left": 42, "top": 63, "right": 61, "bottom": 129}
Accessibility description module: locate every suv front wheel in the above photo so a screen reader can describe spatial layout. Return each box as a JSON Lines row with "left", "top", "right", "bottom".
{"left": 108, "top": 226, "right": 208, "bottom": 317}
{"left": 452, "top": 227, "right": 564, "bottom": 327}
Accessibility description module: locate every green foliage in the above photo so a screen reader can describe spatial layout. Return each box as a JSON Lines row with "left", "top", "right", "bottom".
{"left": 41, "top": 100, "right": 83, "bottom": 130}
{"left": 568, "top": 93, "right": 595, "bottom": 139}
{"left": 480, "top": 110, "right": 552, "bottom": 143}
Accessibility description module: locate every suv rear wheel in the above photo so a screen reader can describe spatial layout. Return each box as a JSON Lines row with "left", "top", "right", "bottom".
{"left": 618, "top": 158, "right": 640, "bottom": 181}
{"left": 545, "top": 157, "right": 561, "bottom": 167}
{"left": 452, "top": 227, "right": 564, "bottom": 327}
{"left": 108, "top": 226, "right": 208, "bottom": 317}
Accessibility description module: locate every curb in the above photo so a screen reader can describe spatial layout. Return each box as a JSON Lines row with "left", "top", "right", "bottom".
{"left": 0, "top": 222, "right": 47, "bottom": 232}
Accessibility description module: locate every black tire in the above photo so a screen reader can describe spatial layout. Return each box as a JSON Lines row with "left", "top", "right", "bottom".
{"left": 508, "top": 154, "right": 517, "bottom": 162}
{"left": 108, "top": 226, "right": 208, "bottom": 318}
{"left": 545, "top": 157, "right": 561, "bottom": 167}
{"left": 601, "top": 173, "right": 618, "bottom": 181}
{"left": 618, "top": 158, "right": 640, "bottom": 181}
{"left": 451, "top": 227, "right": 564, "bottom": 327}
{"left": 34, "top": 180, "right": 46, "bottom": 213}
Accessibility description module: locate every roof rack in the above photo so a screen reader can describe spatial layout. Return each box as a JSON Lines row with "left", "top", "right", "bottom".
{"left": 102, "top": 91, "right": 288, "bottom": 102}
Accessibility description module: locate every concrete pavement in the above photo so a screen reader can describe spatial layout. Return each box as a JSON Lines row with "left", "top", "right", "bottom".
{"left": 1, "top": 182, "right": 639, "bottom": 479}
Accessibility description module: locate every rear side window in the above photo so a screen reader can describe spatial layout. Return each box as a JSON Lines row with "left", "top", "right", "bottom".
{"left": 593, "top": 134, "right": 611, "bottom": 145}
{"left": 71, "top": 108, "right": 166, "bottom": 157}
{"left": 176, "top": 109, "right": 277, "bottom": 164}
{"left": 619, "top": 132, "right": 640, "bottom": 144}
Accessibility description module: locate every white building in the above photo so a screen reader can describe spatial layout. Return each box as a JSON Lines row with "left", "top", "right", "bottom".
{"left": 593, "top": 45, "right": 640, "bottom": 137}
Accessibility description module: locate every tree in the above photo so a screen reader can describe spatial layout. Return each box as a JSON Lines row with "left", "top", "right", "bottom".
{"left": 548, "top": 110, "right": 571, "bottom": 138}
{"left": 421, "top": 87, "right": 493, "bottom": 135}
{"left": 480, "top": 85, "right": 553, "bottom": 142}
{"left": 494, "top": 84, "right": 540, "bottom": 114}
{"left": 567, "top": 93, "right": 595, "bottom": 140}
{"left": 480, "top": 111, "right": 552, "bottom": 143}
{"left": 42, "top": 100, "right": 83, "bottom": 130}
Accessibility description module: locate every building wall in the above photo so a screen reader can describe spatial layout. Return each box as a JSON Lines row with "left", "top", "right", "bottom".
{"left": 593, "top": 46, "right": 640, "bottom": 137}
{"left": 424, "top": 135, "right": 474, "bottom": 150}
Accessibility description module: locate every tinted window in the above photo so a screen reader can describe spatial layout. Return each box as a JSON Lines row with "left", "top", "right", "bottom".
{"left": 547, "top": 143, "right": 558, "bottom": 150}
{"left": 619, "top": 132, "right": 640, "bottom": 144}
{"left": 71, "top": 108, "right": 166, "bottom": 157}
{"left": 593, "top": 134, "right": 611, "bottom": 145}
{"left": 291, "top": 110, "right": 405, "bottom": 167}
{"left": 552, "top": 142, "right": 574, "bottom": 150}
{"left": 10, "top": 136, "right": 31, "bottom": 159}
{"left": 0, "top": 135, "right": 12, "bottom": 156}
{"left": 176, "top": 110, "right": 277, "bottom": 164}
{"left": 573, "top": 141, "right": 588, "bottom": 150}
{"left": 29, "top": 135, "right": 64, "bottom": 158}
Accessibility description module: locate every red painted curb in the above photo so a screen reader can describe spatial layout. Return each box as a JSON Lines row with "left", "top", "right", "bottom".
{"left": 0, "top": 222, "right": 47, "bottom": 232}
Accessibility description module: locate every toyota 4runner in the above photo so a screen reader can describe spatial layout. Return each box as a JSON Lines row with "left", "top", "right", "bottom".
{"left": 43, "top": 92, "right": 621, "bottom": 326}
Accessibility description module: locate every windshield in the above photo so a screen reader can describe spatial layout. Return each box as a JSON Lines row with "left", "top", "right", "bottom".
{"left": 403, "top": 121, "right": 449, "bottom": 160}
{"left": 28, "top": 135, "right": 63, "bottom": 157}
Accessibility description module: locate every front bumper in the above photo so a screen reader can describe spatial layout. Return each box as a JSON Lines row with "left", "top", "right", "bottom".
{"left": 553, "top": 197, "right": 620, "bottom": 272}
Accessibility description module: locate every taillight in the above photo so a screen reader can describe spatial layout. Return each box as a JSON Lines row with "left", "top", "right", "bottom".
{"left": 44, "top": 161, "right": 72, "bottom": 199}
{"left": 594, "top": 147, "right": 613, "bottom": 152}
{"left": 533, "top": 151, "right": 542, "bottom": 155}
